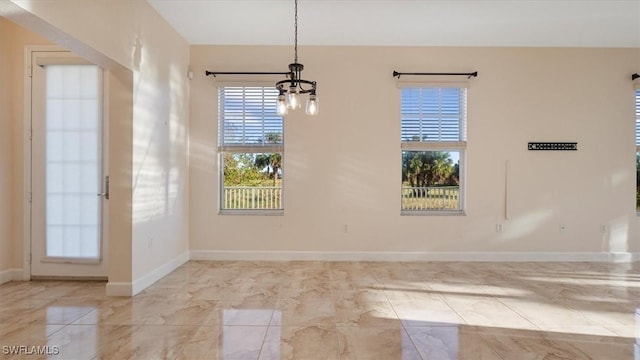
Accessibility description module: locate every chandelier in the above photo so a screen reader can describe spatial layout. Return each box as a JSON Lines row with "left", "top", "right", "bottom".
{"left": 276, "top": 0, "right": 318, "bottom": 116}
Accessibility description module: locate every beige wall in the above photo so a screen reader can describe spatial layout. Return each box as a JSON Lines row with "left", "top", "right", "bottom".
{"left": 0, "top": 17, "right": 52, "bottom": 273}
{"left": 190, "top": 45, "right": 640, "bottom": 257}
{"left": 1, "top": 0, "right": 190, "bottom": 286}
{"left": 0, "top": 18, "right": 12, "bottom": 272}
{"left": 128, "top": 2, "right": 190, "bottom": 282}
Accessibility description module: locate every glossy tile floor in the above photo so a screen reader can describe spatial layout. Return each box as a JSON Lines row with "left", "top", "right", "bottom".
{"left": 1, "top": 261, "right": 639, "bottom": 359}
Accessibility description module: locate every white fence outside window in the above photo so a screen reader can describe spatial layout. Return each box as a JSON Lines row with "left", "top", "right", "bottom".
{"left": 401, "top": 186, "right": 460, "bottom": 210}
{"left": 223, "top": 186, "right": 282, "bottom": 210}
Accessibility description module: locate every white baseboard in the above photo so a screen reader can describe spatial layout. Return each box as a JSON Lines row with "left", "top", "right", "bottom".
{"left": 190, "top": 250, "right": 640, "bottom": 263}
{"left": 106, "top": 251, "right": 189, "bottom": 297}
{"left": 132, "top": 251, "right": 189, "bottom": 295}
{"left": 105, "top": 282, "right": 132, "bottom": 297}
{"left": 0, "top": 268, "right": 23, "bottom": 285}
{"left": 608, "top": 252, "right": 639, "bottom": 263}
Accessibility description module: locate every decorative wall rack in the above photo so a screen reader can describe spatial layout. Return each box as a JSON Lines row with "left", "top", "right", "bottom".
{"left": 528, "top": 142, "right": 577, "bottom": 151}
{"left": 392, "top": 71, "right": 478, "bottom": 79}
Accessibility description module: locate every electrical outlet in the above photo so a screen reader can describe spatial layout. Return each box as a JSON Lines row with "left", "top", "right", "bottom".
{"left": 343, "top": 224, "right": 349, "bottom": 233}
{"left": 600, "top": 224, "right": 607, "bottom": 233}
{"left": 147, "top": 236, "right": 153, "bottom": 249}
{"left": 496, "top": 224, "right": 504, "bottom": 233}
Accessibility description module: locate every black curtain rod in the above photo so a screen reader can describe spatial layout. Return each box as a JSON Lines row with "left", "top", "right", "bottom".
{"left": 205, "top": 70, "right": 291, "bottom": 78}
{"left": 393, "top": 71, "right": 478, "bottom": 79}
{"left": 633, "top": 73, "right": 639, "bottom": 81}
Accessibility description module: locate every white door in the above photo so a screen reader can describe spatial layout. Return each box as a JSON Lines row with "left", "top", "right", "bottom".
{"left": 30, "top": 51, "right": 108, "bottom": 278}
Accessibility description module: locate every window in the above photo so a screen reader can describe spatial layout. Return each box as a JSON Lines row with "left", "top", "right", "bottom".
{"left": 218, "top": 86, "right": 283, "bottom": 212}
{"left": 400, "top": 87, "right": 467, "bottom": 213}
{"left": 636, "top": 88, "right": 640, "bottom": 213}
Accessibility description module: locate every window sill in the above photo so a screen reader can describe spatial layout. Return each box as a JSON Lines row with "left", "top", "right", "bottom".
{"left": 219, "top": 209, "right": 284, "bottom": 216}
{"left": 401, "top": 210, "right": 466, "bottom": 216}
{"left": 41, "top": 257, "right": 102, "bottom": 264}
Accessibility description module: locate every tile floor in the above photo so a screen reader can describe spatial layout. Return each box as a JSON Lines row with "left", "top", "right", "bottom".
{"left": 0, "top": 261, "right": 639, "bottom": 359}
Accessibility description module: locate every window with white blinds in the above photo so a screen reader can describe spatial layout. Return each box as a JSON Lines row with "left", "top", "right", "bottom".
{"left": 218, "top": 86, "right": 284, "bottom": 213}
{"left": 635, "top": 88, "right": 639, "bottom": 212}
{"left": 401, "top": 88, "right": 467, "bottom": 142}
{"left": 635, "top": 89, "right": 640, "bottom": 146}
{"left": 400, "top": 86, "right": 467, "bottom": 213}
{"left": 219, "top": 86, "right": 283, "bottom": 148}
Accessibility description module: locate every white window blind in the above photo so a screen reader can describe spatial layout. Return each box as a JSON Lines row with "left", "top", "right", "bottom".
{"left": 219, "top": 86, "right": 283, "bottom": 147}
{"left": 635, "top": 89, "right": 640, "bottom": 146}
{"left": 401, "top": 88, "right": 467, "bottom": 142}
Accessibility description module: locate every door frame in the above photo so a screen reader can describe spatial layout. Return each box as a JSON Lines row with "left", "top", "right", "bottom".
{"left": 22, "top": 45, "right": 110, "bottom": 280}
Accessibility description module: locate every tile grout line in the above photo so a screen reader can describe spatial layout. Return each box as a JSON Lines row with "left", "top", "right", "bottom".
{"left": 493, "top": 296, "right": 545, "bottom": 332}
{"left": 328, "top": 266, "right": 343, "bottom": 360}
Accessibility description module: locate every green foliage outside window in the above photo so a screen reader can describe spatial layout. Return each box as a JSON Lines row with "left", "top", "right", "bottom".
{"left": 402, "top": 151, "right": 459, "bottom": 187}
{"left": 223, "top": 153, "right": 282, "bottom": 187}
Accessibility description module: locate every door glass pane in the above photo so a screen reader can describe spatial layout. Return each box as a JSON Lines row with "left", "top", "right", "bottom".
{"left": 45, "top": 65, "right": 101, "bottom": 258}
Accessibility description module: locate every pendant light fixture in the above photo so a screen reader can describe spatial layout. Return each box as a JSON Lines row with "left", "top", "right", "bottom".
{"left": 276, "top": 0, "right": 318, "bottom": 116}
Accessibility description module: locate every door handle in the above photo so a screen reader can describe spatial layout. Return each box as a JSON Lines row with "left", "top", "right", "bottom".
{"left": 97, "top": 175, "right": 109, "bottom": 200}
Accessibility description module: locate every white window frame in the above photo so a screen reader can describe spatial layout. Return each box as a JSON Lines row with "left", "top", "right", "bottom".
{"left": 217, "top": 83, "right": 284, "bottom": 215}
{"left": 399, "top": 83, "right": 468, "bottom": 215}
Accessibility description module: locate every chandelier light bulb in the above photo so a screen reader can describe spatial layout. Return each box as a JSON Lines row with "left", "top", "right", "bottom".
{"left": 277, "top": 94, "right": 288, "bottom": 115}
{"left": 305, "top": 94, "right": 319, "bottom": 116}
{"left": 287, "top": 86, "right": 301, "bottom": 109}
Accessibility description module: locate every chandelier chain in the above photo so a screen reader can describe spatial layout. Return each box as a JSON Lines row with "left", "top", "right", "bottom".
{"left": 294, "top": 0, "right": 298, "bottom": 64}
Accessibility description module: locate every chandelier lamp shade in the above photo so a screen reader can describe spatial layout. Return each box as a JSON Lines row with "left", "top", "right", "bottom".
{"left": 276, "top": 0, "right": 318, "bottom": 116}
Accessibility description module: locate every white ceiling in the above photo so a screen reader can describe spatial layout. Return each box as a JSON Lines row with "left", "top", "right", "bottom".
{"left": 146, "top": 0, "right": 640, "bottom": 47}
